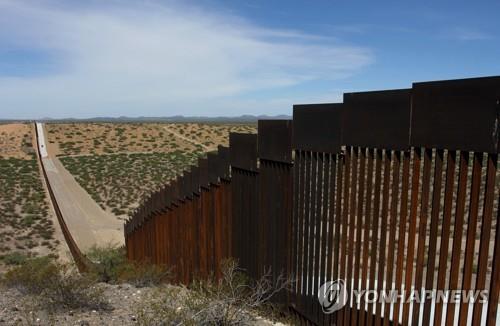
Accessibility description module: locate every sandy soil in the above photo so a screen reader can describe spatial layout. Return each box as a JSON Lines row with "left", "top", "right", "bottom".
{"left": 0, "top": 123, "right": 33, "bottom": 159}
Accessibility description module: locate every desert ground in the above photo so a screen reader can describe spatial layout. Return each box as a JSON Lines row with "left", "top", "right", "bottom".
{"left": 0, "top": 123, "right": 63, "bottom": 267}
{"left": 0, "top": 121, "right": 255, "bottom": 267}
{"left": 46, "top": 123, "right": 256, "bottom": 219}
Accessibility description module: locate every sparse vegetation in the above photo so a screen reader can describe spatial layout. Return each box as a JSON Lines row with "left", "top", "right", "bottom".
{"left": 2, "top": 256, "right": 108, "bottom": 311}
{"left": 136, "top": 259, "right": 292, "bottom": 325}
{"left": 46, "top": 122, "right": 256, "bottom": 219}
{"left": 0, "top": 124, "right": 58, "bottom": 263}
{"left": 86, "top": 244, "right": 171, "bottom": 287}
{"left": 0, "top": 248, "right": 290, "bottom": 325}
{"left": 46, "top": 123, "right": 256, "bottom": 156}
{"left": 60, "top": 151, "right": 203, "bottom": 218}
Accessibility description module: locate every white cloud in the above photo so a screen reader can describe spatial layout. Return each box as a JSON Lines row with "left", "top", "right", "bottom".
{"left": 442, "top": 27, "right": 492, "bottom": 41}
{"left": 0, "top": 0, "right": 373, "bottom": 118}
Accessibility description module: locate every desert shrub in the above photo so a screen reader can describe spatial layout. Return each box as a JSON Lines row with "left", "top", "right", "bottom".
{"left": 86, "top": 245, "right": 171, "bottom": 287}
{"left": 136, "top": 259, "right": 292, "bottom": 325}
{"left": 118, "top": 260, "right": 172, "bottom": 288}
{"left": 2, "top": 256, "right": 108, "bottom": 311}
{"left": 1, "top": 251, "right": 29, "bottom": 265}
{"left": 86, "top": 244, "right": 128, "bottom": 283}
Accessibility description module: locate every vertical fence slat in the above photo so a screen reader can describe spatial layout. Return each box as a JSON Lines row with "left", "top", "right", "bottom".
{"left": 472, "top": 154, "right": 497, "bottom": 325}
{"left": 458, "top": 152, "right": 484, "bottom": 326}
{"left": 411, "top": 148, "right": 432, "bottom": 325}
{"left": 445, "top": 151, "right": 470, "bottom": 325}
{"left": 433, "top": 150, "right": 457, "bottom": 325}
{"left": 345, "top": 146, "right": 359, "bottom": 326}
{"left": 486, "top": 198, "right": 500, "bottom": 326}
{"left": 359, "top": 148, "right": 374, "bottom": 326}
{"left": 307, "top": 152, "right": 319, "bottom": 320}
{"left": 301, "top": 151, "right": 312, "bottom": 318}
{"left": 338, "top": 147, "right": 351, "bottom": 326}
{"left": 393, "top": 150, "right": 410, "bottom": 324}
{"left": 367, "top": 149, "right": 382, "bottom": 326}
{"left": 383, "top": 151, "right": 401, "bottom": 326}
{"left": 375, "top": 150, "right": 391, "bottom": 326}
{"left": 352, "top": 147, "right": 366, "bottom": 325}
{"left": 403, "top": 148, "right": 422, "bottom": 326}
{"left": 318, "top": 153, "right": 331, "bottom": 324}
{"left": 422, "top": 149, "right": 444, "bottom": 325}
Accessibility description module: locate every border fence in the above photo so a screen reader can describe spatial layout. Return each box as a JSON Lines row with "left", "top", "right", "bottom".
{"left": 34, "top": 123, "right": 91, "bottom": 272}
{"left": 124, "top": 76, "right": 500, "bottom": 325}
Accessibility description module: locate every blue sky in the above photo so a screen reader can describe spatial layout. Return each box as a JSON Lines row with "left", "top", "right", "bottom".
{"left": 0, "top": 0, "right": 499, "bottom": 119}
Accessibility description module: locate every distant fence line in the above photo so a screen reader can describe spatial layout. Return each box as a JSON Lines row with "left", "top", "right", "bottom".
{"left": 124, "top": 76, "right": 500, "bottom": 325}
{"left": 34, "top": 123, "right": 91, "bottom": 272}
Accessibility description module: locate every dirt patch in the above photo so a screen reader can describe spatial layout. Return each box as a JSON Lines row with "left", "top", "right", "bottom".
{"left": 0, "top": 123, "right": 35, "bottom": 159}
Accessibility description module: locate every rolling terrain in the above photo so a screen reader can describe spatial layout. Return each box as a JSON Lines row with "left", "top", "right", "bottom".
{"left": 46, "top": 122, "right": 256, "bottom": 219}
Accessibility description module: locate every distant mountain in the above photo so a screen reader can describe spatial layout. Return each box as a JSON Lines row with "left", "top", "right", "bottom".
{"left": 2, "top": 115, "right": 292, "bottom": 124}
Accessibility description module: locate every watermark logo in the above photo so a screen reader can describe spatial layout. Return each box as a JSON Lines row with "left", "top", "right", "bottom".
{"left": 317, "top": 279, "right": 348, "bottom": 314}
{"left": 318, "top": 279, "right": 489, "bottom": 314}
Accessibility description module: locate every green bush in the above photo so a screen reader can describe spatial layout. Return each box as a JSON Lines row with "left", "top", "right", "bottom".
{"left": 2, "top": 256, "right": 108, "bottom": 311}
{"left": 1, "top": 251, "right": 29, "bottom": 265}
{"left": 86, "top": 244, "right": 128, "bottom": 283}
{"left": 86, "top": 245, "right": 171, "bottom": 287}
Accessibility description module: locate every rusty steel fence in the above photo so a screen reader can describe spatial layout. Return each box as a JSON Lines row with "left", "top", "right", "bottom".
{"left": 125, "top": 145, "right": 231, "bottom": 283}
{"left": 124, "top": 76, "right": 499, "bottom": 325}
{"left": 34, "top": 123, "right": 92, "bottom": 272}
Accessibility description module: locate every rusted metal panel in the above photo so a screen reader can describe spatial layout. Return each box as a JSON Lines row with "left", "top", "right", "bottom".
{"left": 207, "top": 152, "right": 219, "bottom": 185}
{"left": 458, "top": 153, "right": 483, "bottom": 325}
{"left": 198, "top": 157, "right": 209, "bottom": 189}
{"left": 411, "top": 76, "right": 500, "bottom": 153}
{"left": 182, "top": 171, "right": 193, "bottom": 199}
{"left": 258, "top": 120, "right": 293, "bottom": 163}
{"left": 343, "top": 89, "right": 411, "bottom": 150}
{"left": 293, "top": 103, "right": 343, "bottom": 153}
{"left": 191, "top": 166, "right": 200, "bottom": 195}
{"left": 422, "top": 149, "right": 444, "bottom": 325}
{"left": 473, "top": 153, "right": 497, "bottom": 325}
{"left": 229, "top": 133, "right": 258, "bottom": 171}
{"left": 445, "top": 152, "right": 469, "bottom": 324}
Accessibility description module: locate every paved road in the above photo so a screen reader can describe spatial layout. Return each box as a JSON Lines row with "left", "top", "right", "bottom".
{"left": 37, "top": 123, "right": 124, "bottom": 251}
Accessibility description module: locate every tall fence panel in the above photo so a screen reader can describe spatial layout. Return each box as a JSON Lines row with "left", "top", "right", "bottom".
{"left": 257, "top": 120, "right": 293, "bottom": 304}
{"left": 230, "top": 133, "right": 259, "bottom": 279}
{"left": 291, "top": 103, "right": 344, "bottom": 324}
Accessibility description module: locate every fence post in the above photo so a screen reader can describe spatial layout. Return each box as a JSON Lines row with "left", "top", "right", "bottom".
{"left": 292, "top": 103, "right": 343, "bottom": 324}
{"left": 257, "top": 120, "right": 293, "bottom": 305}
{"left": 229, "top": 133, "right": 259, "bottom": 279}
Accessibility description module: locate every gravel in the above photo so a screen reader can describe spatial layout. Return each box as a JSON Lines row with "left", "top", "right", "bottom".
{"left": 0, "top": 283, "right": 287, "bottom": 325}
{"left": 0, "top": 283, "right": 155, "bottom": 325}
